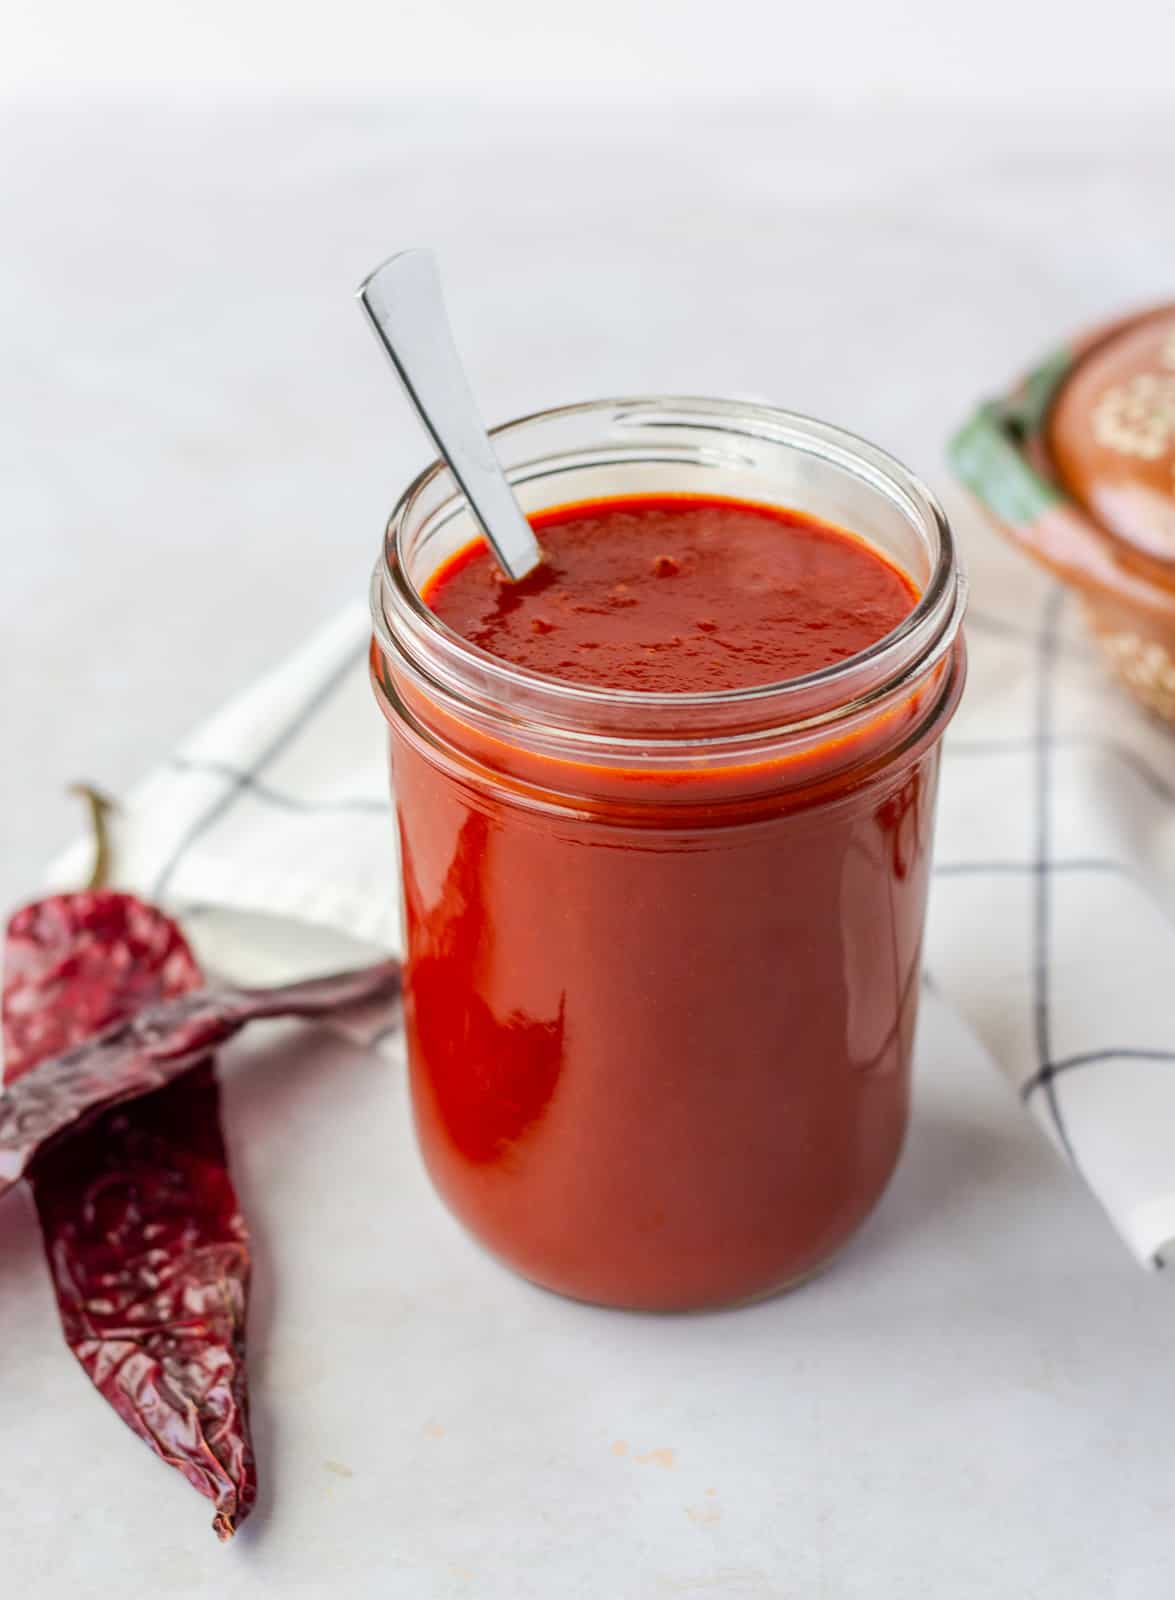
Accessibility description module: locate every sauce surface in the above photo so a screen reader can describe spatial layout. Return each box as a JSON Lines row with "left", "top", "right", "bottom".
{"left": 423, "top": 494, "right": 917, "bottom": 692}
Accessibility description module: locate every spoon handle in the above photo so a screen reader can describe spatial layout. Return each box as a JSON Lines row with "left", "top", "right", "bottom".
{"left": 358, "top": 250, "right": 542, "bottom": 581}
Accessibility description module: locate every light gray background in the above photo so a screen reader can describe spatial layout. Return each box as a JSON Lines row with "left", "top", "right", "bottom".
{"left": 8, "top": 0, "right": 1175, "bottom": 102}
{"left": 4, "top": 17, "right": 1175, "bottom": 1597}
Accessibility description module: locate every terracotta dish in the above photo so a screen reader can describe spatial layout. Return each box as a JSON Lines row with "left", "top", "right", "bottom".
{"left": 951, "top": 304, "right": 1175, "bottom": 720}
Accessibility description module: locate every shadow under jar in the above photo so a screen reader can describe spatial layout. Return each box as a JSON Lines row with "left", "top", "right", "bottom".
{"left": 371, "top": 398, "right": 966, "bottom": 1312}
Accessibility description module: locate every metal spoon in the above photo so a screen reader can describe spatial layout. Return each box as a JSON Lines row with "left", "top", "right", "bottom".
{"left": 357, "top": 249, "right": 542, "bottom": 581}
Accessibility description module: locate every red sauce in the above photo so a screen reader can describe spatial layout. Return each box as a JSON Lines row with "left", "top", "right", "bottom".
{"left": 425, "top": 494, "right": 917, "bottom": 691}
{"left": 385, "top": 493, "right": 948, "bottom": 1310}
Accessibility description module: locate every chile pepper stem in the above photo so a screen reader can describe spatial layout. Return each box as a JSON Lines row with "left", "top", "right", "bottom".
{"left": 69, "top": 784, "right": 116, "bottom": 890}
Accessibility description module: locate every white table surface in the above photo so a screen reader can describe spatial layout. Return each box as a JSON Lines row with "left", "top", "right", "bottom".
{"left": 4, "top": 98, "right": 1175, "bottom": 1597}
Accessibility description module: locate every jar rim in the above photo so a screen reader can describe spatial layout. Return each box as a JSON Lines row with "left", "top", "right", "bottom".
{"left": 372, "top": 395, "right": 965, "bottom": 742}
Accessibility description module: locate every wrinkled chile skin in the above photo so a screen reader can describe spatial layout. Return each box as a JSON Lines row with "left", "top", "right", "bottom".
{"left": 2, "top": 892, "right": 256, "bottom": 1538}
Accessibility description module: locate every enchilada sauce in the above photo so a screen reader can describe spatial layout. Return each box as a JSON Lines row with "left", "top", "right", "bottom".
{"left": 394, "top": 494, "right": 929, "bottom": 1309}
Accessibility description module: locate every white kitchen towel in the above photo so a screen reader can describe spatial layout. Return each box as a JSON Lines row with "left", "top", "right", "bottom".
{"left": 45, "top": 506, "right": 1175, "bottom": 1269}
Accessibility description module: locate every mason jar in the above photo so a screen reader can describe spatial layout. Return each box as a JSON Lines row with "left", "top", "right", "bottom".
{"left": 370, "top": 397, "right": 966, "bottom": 1311}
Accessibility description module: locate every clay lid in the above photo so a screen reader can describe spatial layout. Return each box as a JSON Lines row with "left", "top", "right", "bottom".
{"left": 1048, "top": 307, "right": 1175, "bottom": 570}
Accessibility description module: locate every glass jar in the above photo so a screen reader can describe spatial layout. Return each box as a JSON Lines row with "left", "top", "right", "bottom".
{"left": 370, "top": 397, "right": 966, "bottom": 1311}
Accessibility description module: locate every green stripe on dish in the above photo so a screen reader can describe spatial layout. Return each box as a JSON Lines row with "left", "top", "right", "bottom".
{"left": 1014, "top": 345, "right": 1073, "bottom": 435}
{"left": 948, "top": 345, "right": 1074, "bottom": 527}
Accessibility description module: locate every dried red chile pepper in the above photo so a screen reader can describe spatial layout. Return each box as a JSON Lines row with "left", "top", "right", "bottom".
{"left": 2, "top": 886, "right": 401, "bottom": 1537}
{"left": 2, "top": 891, "right": 201, "bottom": 1076}
{"left": 3, "top": 889, "right": 254, "bottom": 1538}
{"left": 0, "top": 956, "right": 402, "bottom": 1193}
